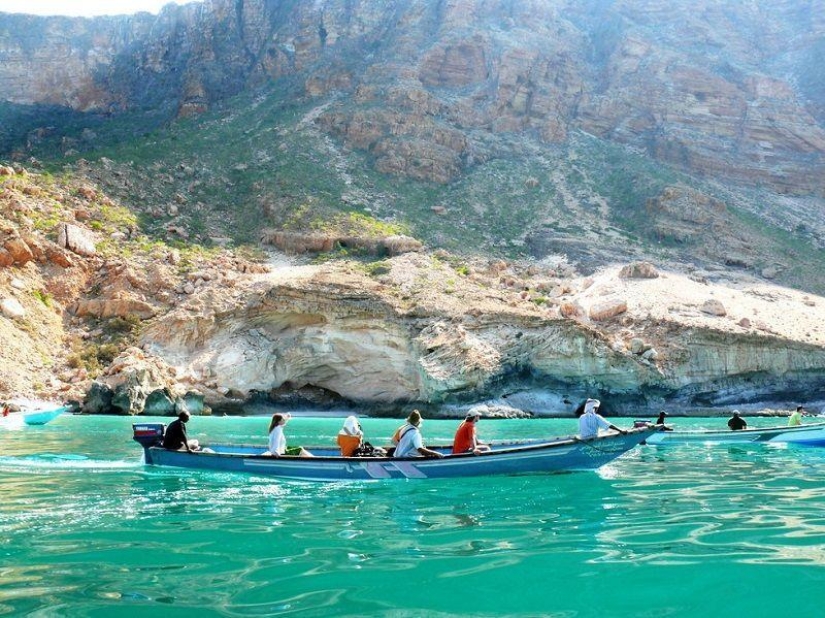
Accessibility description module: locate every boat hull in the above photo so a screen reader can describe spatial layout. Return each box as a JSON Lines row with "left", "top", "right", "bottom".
{"left": 135, "top": 425, "right": 655, "bottom": 481}
{"left": 22, "top": 405, "right": 69, "bottom": 426}
{"left": 1, "top": 405, "right": 68, "bottom": 427}
{"left": 644, "top": 422, "right": 825, "bottom": 446}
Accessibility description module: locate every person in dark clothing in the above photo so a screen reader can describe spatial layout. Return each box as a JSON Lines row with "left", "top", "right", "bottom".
{"left": 727, "top": 410, "right": 747, "bottom": 431}
{"left": 654, "top": 410, "right": 673, "bottom": 431}
{"left": 162, "top": 411, "right": 200, "bottom": 452}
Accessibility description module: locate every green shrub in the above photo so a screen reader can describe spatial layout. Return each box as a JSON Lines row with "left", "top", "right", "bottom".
{"left": 32, "top": 289, "right": 52, "bottom": 306}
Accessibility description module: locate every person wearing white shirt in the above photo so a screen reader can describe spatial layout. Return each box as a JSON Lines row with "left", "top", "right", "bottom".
{"left": 392, "top": 410, "right": 443, "bottom": 458}
{"left": 578, "top": 398, "right": 627, "bottom": 439}
{"left": 267, "top": 413, "right": 313, "bottom": 457}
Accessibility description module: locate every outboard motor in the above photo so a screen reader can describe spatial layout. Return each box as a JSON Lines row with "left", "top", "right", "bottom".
{"left": 133, "top": 423, "right": 166, "bottom": 449}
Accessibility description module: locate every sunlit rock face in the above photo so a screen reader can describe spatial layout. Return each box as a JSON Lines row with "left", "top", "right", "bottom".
{"left": 136, "top": 257, "right": 825, "bottom": 414}
{"left": 2, "top": 0, "right": 825, "bottom": 191}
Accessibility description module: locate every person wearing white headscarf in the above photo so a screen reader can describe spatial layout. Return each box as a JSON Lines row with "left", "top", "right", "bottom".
{"left": 577, "top": 399, "right": 627, "bottom": 439}
{"left": 337, "top": 415, "right": 363, "bottom": 456}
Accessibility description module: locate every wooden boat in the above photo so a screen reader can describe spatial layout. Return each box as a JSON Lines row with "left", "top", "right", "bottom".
{"left": 0, "top": 404, "right": 69, "bottom": 427}
{"left": 132, "top": 423, "right": 656, "bottom": 481}
{"left": 643, "top": 421, "right": 825, "bottom": 446}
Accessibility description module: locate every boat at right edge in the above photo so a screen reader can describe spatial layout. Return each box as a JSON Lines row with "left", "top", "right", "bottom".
{"left": 643, "top": 421, "right": 825, "bottom": 446}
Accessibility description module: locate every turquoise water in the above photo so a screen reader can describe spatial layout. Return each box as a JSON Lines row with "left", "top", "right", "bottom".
{"left": 2, "top": 414, "right": 825, "bottom": 617}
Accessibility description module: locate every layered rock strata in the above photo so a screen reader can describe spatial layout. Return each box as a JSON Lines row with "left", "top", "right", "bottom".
{"left": 133, "top": 255, "right": 825, "bottom": 415}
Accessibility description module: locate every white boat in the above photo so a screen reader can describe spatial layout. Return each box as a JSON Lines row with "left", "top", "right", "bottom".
{"left": 643, "top": 422, "right": 825, "bottom": 446}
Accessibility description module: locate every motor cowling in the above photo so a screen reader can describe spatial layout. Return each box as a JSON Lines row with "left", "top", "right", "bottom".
{"left": 132, "top": 423, "right": 165, "bottom": 448}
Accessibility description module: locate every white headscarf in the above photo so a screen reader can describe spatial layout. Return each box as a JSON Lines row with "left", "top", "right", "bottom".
{"left": 584, "top": 399, "right": 601, "bottom": 414}
{"left": 340, "top": 415, "right": 362, "bottom": 436}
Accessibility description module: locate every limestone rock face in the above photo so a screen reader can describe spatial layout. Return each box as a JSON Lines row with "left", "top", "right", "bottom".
{"left": 86, "top": 347, "right": 196, "bottom": 415}
{"left": 135, "top": 257, "right": 825, "bottom": 413}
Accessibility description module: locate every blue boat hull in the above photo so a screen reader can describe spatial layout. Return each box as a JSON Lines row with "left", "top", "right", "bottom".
{"left": 134, "top": 425, "right": 655, "bottom": 481}
{"left": 23, "top": 405, "right": 69, "bottom": 426}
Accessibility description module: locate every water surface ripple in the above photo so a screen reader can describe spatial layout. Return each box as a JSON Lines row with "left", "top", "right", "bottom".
{"left": 1, "top": 415, "right": 823, "bottom": 616}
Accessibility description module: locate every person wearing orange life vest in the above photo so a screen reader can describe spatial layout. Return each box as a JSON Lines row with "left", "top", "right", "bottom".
{"left": 392, "top": 410, "right": 443, "bottom": 458}
{"left": 452, "top": 410, "right": 491, "bottom": 454}
{"left": 337, "top": 415, "right": 363, "bottom": 456}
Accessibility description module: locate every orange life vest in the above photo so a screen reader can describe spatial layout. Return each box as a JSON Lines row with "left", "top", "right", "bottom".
{"left": 337, "top": 433, "right": 361, "bottom": 456}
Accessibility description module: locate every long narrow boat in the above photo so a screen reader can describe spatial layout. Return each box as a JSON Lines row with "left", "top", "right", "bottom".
{"left": 0, "top": 404, "right": 69, "bottom": 427}
{"left": 132, "top": 423, "right": 656, "bottom": 481}
{"left": 643, "top": 422, "right": 825, "bottom": 446}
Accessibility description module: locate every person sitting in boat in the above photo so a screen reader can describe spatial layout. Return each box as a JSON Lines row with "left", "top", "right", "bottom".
{"left": 267, "top": 413, "right": 313, "bottom": 457}
{"left": 452, "top": 410, "right": 491, "bottom": 454}
{"left": 392, "top": 410, "right": 444, "bottom": 458}
{"left": 577, "top": 399, "right": 627, "bottom": 440}
{"left": 337, "top": 415, "right": 363, "bottom": 456}
{"left": 162, "top": 410, "right": 201, "bottom": 452}
{"left": 727, "top": 410, "right": 747, "bottom": 431}
{"left": 654, "top": 410, "right": 673, "bottom": 431}
{"left": 337, "top": 416, "right": 385, "bottom": 457}
{"left": 788, "top": 405, "right": 806, "bottom": 427}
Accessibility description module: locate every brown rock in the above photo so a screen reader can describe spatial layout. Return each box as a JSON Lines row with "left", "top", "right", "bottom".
{"left": 4, "top": 237, "right": 34, "bottom": 265}
{"left": 619, "top": 262, "right": 659, "bottom": 279}
{"left": 559, "top": 300, "right": 584, "bottom": 318}
{"left": 0, "top": 248, "right": 14, "bottom": 267}
{"left": 589, "top": 299, "right": 628, "bottom": 321}
{"left": 45, "top": 245, "right": 74, "bottom": 268}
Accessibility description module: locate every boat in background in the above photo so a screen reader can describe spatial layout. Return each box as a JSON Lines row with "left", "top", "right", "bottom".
{"left": 133, "top": 423, "right": 657, "bottom": 481}
{"left": 22, "top": 405, "right": 70, "bottom": 426}
{"left": 1, "top": 404, "right": 70, "bottom": 427}
{"left": 643, "top": 422, "right": 825, "bottom": 446}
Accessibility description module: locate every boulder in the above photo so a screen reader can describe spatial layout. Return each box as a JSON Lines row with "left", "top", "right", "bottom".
{"left": 82, "top": 381, "right": 115, "bottom": 414}
{"left": 701, "top": 299, "right": 727, "bottom": 316}
{"left": 57, "top": 223, "right": 96, "bottom": 257}
{"left": 4, "top": 237, "right": 34, "bottom": 265}
{"left": 589, "top": 299, "right": 628, "bottom": 321}
{"left": 619, "top": 262, "right": 659, "bottom": 279}
{"left": 180, "top": 391, "right": 206, "bottom": 415}
{"left": 630, "top": 337, "right": 647, "bottom": 354}
{"left": 112, "top": 383, "right": 148, "bottom": 415}
{"left": 642, "top": 348, "right": 659, "bottom": 361}
{"left": 71, "top": 296, "right": 156, "bottom": 320}
{"left": 144, "top": 389, "right": 177, "bottom": 416}
{"left": 559, "top": 300, "right": 584, "bottom": 318}
{"left": 1, "top": 297, "right": 25, "bottom": 319}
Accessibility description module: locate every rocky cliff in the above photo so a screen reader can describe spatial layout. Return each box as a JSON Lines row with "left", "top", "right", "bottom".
{"left": 3, "top": 2, "right": 825, "bottom": 416}
{"left": 3, "top": 0, "right": 825, "bottom": 194}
